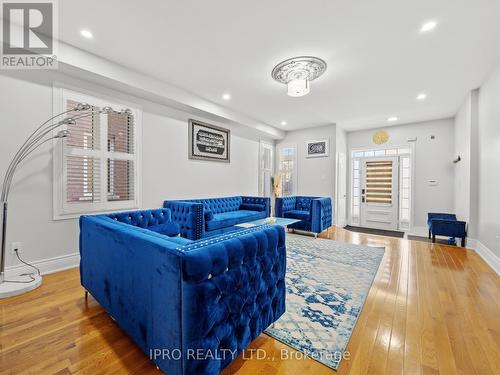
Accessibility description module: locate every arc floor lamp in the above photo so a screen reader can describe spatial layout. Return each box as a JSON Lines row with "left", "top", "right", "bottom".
{"left": 0, "top": 102, "right": 120, "bottom": 298}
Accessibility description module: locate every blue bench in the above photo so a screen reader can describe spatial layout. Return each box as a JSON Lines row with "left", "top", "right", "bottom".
{"left": 427, "top": 212, "right": 467, "bottom": 247}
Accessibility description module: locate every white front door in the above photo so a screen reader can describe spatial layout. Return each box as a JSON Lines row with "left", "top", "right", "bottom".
{"left": 360, "top": 157, "right": 399, "bottom": 230}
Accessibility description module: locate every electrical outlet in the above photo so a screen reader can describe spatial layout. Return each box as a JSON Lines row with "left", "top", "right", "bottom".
{"left": 11, "top": 242, "right": 22, "bottom": 254}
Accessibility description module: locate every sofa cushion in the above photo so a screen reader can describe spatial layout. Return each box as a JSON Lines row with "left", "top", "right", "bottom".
{"left": 206, "top": 210, "right": 266, "bottom": 231}
{"left": 204, "top": 209, "right": 214, "bottom": 221}
{"left": 295, "top": 196, "right": 315, "bottom": 211}
{"left": 184, "top": 197, "right": 243, "bottom": 214}
{"left": 427, "top": 213, "right": 457, "bottom": 227}
{"left": 240, "top": 203, "right": 265, "bottom": 211}
{"left": 148, "top": 222, "right": 181, "bottom": 237}
{"left": 284, "top": 210, "right": 310, "bottom": 221}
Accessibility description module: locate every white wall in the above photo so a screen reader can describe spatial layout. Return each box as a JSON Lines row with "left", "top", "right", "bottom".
{"left": 453, "top": 94, "right": 472, "bottom": 222}
{"left": 335, "top": 126, "right": 348, "bottom": 226}
{"left": 347, "top": 119, "right": 455, "bottom": 228}
{"left": 476, "top": 65, "right": 500, "bottom": 258}
{"left": 453, "top": 90, "right": 480, "bottom": 237}
{"left": 0, "top": 73, "right": 260, "bottom": 272}
{"left": 276, "top": 124, "right": 337, "bottom": 199}
{"left": 142, "top": 111, "right": 258, "bottom": 205}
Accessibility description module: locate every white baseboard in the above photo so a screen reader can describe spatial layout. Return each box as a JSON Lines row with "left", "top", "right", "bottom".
{"left": 406, "top": 226, "right": 428, "bottom": 238}
{"left": 5, "top": 252, "right": 80, "bottom": 278}
{"left": 468, "top": 239, "right": 500, "bottom": 275}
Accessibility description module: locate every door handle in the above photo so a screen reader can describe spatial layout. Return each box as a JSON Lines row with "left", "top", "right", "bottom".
{"left": 362, "top": 196, "right": 365, "bottom": 203}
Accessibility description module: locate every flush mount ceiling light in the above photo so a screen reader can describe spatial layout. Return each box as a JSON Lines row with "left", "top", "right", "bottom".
{"left": 388, "top": 116, "right": 398, "bottom": 122}
{"left": 417, "top": 93, "right": 427, "bottom": 101}
{"left": 80, "top": 29, "right": 93, "bottom": 39}
{"left": 280, "top": 121, "right": 287, "bottom": 126}
{"left": 272, "top": 56, "right": 327, "bottom": 97}
{"left": 420, "top": 20, "right": 438, "bottom": 33}
{"left": 222, "top": 93, "right": 231, "bottom": 101}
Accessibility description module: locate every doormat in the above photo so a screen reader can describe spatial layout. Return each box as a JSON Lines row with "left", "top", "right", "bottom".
{"left": 344, "top": 225, "right": 404, "bottom": 238}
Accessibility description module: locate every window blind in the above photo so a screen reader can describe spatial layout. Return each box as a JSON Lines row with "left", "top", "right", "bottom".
{"left": 365, "top": 161, "right": 393, "bottom": 204}
{"left": 65, "top": 100, "right": 101, "bottom": 203}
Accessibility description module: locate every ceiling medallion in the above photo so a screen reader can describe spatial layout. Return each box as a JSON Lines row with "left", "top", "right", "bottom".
{"left": 271, "top": 56, "right": 327, "bottom": 97}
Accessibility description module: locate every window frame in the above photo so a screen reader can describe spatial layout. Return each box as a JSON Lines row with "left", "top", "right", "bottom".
{"left": 258, "top": 141, "right": 274, "bottom": 197}
{"left": 276, "top": 143, "right": 297, "bottom": 196}
{"left": 52, "top": 86, "right": 142, "bottom": 220}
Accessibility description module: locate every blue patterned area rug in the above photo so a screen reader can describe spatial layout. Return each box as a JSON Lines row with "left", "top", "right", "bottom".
{"left": 265, "top": 235, "right": 385, "bottom": 370}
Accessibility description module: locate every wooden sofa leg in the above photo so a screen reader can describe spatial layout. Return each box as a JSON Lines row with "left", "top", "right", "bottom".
{"left": 428, "top": 229, "right": 431, "bottom": 239}
{"left": 461, "top": 237, "right": 466, "bottom": 247}
{"left": 432, "top": 234, "right": 436, "bottom": 243}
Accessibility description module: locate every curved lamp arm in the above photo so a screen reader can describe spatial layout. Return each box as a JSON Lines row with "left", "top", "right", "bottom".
{"left": 1, "top": 104, "right": 93, "bottom": 202}
{"left": 0, "top": 103, "right": 127, "bottom": 284}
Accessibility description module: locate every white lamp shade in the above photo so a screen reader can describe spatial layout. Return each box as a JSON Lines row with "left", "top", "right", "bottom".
{"left": 287, "top": 79, "right": 310, "bottom": 97}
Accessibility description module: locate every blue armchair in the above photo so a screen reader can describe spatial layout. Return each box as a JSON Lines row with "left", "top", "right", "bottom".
{"left": 427, "top": 212, "right": 467, "bottom": 247}
{"left": 80, "top": 208, "right": 286, "bottom": 375}
{"left": 164, "top": 196, "right": 270, "bottom": 240}
{"left": 275, "top": 196, "right": 332, "bottom": 237}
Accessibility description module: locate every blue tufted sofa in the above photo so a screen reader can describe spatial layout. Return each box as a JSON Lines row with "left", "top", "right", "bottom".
{"left": 275, "top": 196, "right": 333, "bottom": 237}
{"left": 427, "top": 212, "right": 467, "bottom": 247}
{"left": 79, "top": 208, "right": 286, "bottom": 375}
{"left": 163, "top": 196, "right": 270, "bottom": 240}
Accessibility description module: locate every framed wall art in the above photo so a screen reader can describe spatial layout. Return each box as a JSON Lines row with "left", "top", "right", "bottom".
{"left": 188, "top": 119, "right": 230, "bottom": 162}
{"left": 305, "top": 139, "right": 329, "bottom": 158}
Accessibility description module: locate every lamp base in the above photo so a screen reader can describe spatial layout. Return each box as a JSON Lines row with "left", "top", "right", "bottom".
{"left": 0, "top": 274, "right": 42, "bottom": 299}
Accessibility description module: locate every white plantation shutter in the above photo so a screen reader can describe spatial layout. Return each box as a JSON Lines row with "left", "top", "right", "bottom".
{"left": 64, "top": 100, "right": 101, "bottom": 204}
{"left": 107, "top": 111, "right": 135, "bottom": 202}
{"left": 66, "top": 155, "right": 101, "bottom": 203}
{"left": 55, "top": 89, "right": 141, "bottom": 218}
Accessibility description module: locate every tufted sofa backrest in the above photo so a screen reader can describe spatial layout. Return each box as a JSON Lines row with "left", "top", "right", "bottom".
{"left": 181, "top": 196, "right": 243, "bottom": 214}
{"left": 179, "top": 224, "right": 286, "bottom": 374}
{"left": 104, "top": 208, "right": 172, "bottom": 228}
{"left": 295, "top": 196, "right": 319, "bottom": 211}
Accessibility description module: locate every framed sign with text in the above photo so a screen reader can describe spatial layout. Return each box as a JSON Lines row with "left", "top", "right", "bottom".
{"left": 306, "top": 139, "right": 329, "bottom": 158}
{"left": 188, "top": 119, "right": 230, "bottom": 162}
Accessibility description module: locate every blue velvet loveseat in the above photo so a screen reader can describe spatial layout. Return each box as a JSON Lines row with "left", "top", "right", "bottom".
{"left": 427, "top": 212, "right": 467, "bottom": 247}
{"left": 80, "top": 208, "right": 286, "bottom": 375}
{"left": 164, "top": 196, "right": 270, "bottom": 240}
{"left": 275, "top": 196, "right": 332, "bottom": 237}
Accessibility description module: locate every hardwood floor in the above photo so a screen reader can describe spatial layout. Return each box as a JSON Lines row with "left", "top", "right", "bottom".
{"left": 1, "top": 227, "right": 499, "bottom": 375}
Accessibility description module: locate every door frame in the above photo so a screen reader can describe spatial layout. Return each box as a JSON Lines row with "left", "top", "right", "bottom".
{"left": 348, "top": 143, "right": 416, "bottom": 231}
{"left": 335, "top": 151, "right": 347, "bottom": 227}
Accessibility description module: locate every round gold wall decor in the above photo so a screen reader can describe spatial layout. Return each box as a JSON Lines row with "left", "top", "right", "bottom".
{"left": 373, "top": 130, "right": 389, "bottom": 145}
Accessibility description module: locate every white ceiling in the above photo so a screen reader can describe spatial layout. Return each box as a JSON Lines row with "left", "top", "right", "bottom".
{"left": 59, "top": 0, "right": 500, "bottom": 131}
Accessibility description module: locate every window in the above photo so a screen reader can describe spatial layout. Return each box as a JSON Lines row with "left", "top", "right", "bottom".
{"left": 278, "top": 144, "right": 297, "bottom": 196}
{"left": 399, "top": 155, "right": 411, "bottom": 229}
{"left": 351, "top": 159, "right": 360, "bottom": 224}
{"left": 53, "top": 88, "right": 141, "bottom": 218}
